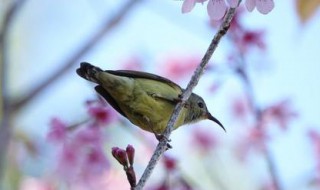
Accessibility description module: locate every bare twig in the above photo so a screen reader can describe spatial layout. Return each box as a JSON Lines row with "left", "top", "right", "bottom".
{"left": 237, "top": 47, "right": 282, "bottom": 190}
{"left": 134, "top": 8, "right": 237, "bottom": 190}
{"left": 10, "top": 0, "right": 142, "bottom": 112}
{"left": 0, "top": 0, "right": 27, "bottom": 181}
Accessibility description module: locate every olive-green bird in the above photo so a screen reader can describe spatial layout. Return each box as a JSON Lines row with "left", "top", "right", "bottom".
{"left": 76, "top": 62, "right": 225, "bottom": 135}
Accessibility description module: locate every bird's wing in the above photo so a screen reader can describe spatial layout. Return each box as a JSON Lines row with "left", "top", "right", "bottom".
{"left": 94, "top": 85, "right": 128, "bottom": 119}
{"left": 105, "top": 70, "right": 182, "bottom": 91}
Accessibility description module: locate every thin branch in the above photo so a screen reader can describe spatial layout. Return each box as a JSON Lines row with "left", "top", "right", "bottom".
{"left": 134, "top": 8, "right": 237, "bottom": 190}
{"left": 10, "top": 0, "right": 142, "bottom": 112}
{"left": 237, "top": 45, "right": 282, "bottom": 190}
{"left": 0, "top": 0, "right": 27, "bottom": 181}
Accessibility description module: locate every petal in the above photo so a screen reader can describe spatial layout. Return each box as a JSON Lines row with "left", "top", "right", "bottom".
{"left": 256, "top": 0, "right": 274, "bottom": 14}
{"left": 227, "top": 0, "right": 239, "bottom": 8}
{"left": 196, "top": 0, "right": 208, "bottom": 3}
{"left": 207, "top": 0, "right": 227, "bottom": 20}
{"left": 245, "top": 0, "right": 256, "bottom": 12}
{"left": 182, "top": 0, "right": 197, "bottom": 13}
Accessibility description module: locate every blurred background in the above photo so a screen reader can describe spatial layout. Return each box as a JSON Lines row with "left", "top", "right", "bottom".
{"left": 1, "top": 0, "right": 320, "bottom": 189}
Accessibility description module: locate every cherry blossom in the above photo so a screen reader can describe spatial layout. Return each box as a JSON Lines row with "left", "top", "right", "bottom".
{"left": 47, "top": 118, "right": 67, "bottom": 143}
{"left": 245, "top": 0, "right": 274, "bottom": 14}
{"left": 161, "top": 55, "right": 199, "bottom": 81}
{"left": 87, "top": 99, "right": 117, "bottom": 125}
{"left": 53, "top": 126, "right": 109, "bottom": 183}
{"left": 182, "top": 0, "right": 207, "bottom": 14}
{"left": 309, "top": 129, "right": 320, "bottom": 182}
{"left": 181, "top": 0, "right": 274, "bottom": 20}
{"left": 163, "top": 155, "right": 177, "bottom": 172}
{"left": 191, "top": 128, "right": 218, "bottom": 152}
{"left": 236, "top": 125, "right": 269, "bottom": 161}
{"left": 262, "top": 100, "right": 297, "bottom": 130}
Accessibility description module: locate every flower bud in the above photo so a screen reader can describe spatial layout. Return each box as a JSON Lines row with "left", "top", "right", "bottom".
{"left": 126, "top": 144, "right": 135, "bottom": 166}
{"left": 111, "top": 147, "right": 128, "bottom": 167}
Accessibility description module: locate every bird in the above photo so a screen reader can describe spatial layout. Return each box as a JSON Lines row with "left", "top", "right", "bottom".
{"left": 76, "top": 62, "right": 225, "bottom": 137}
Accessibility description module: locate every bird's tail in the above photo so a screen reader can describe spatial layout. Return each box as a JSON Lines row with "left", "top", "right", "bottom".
{"left": 76, "top": 62, "right": 103, "bottom": 83}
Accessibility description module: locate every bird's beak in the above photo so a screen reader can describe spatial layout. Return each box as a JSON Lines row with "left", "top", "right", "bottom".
{"left": 207, "top": 113, "right": 226, "bottom": 132}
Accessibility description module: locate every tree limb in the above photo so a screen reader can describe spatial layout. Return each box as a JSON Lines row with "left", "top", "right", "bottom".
{"left": 10, "top": 0, "right": 143, "bottom": 112}
{"left": 134, "top": 7, "right": 237, "bottom": 190}
{"left": 0, "top": 0, "right": 27, "bottom": 182}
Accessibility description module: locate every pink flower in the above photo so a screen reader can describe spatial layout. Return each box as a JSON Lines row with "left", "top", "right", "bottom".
{"left": 20, "top": 177, "right": 54, "bottom": 190}
{"left": 237, "top": 30, "right": 266, "bottom": 53}
{"left": 121, "top": 56, "right": 142, "bottom": 70}
{"left": 236, "top": 125, "right": 269, "bottom": 161}
{"left": 309, "top": 130, "right": 320, "bottom": 172}
{"left": 161, "top": 55, "right": 199, "bottom": 81}
{"left": 87, "top": 99, "right": 117, "bottom": 125}
{"left": 263, "top": 99, "right": 297, "bottom": 130}
{"left": 47, "top": 118, "right": 67, "bottom": 143}
{"left": 74, "top": 126, "right": 102, "bottom": 145}
{"left": 163, "top": 155, "right": 177, "bottom": 172}
{"left": 231, "top": 96, "right": 251, "bottom": 119}
{"left": 182, "top": 0, "right": 207, "bottom": 13}
{"left": 181, "top": 0, "right": 274, "bottom": 21}
{"left": 182, "top": 0, "right": 238, "bottom": 20}
{"left": 182, "top": 0, "right": 230, "bottom": 20}
{"left": 245, "top": 0, "right": 274, "bottom": 14}
{"left": 207, "top": 0, "right": 228, "bottom": 20}
{"left": 81, "top": 146, "right": 109, "bottom": 177}
{"left": 191, "top": 128, "right": 218, "bottom": 152}
{"left": 55, "top": 126, "right": 109, "bottom": 183}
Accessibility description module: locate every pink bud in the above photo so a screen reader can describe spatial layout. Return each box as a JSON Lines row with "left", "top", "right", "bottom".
{"left": 126, "top": 144, "right": 135, "bottom": 166}
{"left": 111, "top": 147, "right": 120, "bottom": 158}
{"left": 111, "top": 147, "right": 129, "bottom": 167}
{"left": 164, "top": 156, "right": 176, "bottom": 171}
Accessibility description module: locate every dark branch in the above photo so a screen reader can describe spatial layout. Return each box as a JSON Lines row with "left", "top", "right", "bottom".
{"left": 0, "top": 0, "right": 27, "bottom": 181}
{"left": 134, "top": 7, "right": 237, "bottom": 190}
{"left": 10, "top": 0, "right": 142, "bottom": 112}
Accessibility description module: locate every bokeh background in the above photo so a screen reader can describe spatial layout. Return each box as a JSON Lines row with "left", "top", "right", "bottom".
{"left": 1, "top": 0, "right": 320, "bottom": 189}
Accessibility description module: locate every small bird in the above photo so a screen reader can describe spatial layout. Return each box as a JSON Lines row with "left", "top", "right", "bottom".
{"left": 76, "top": 62, "right": 225, "bottom": 136}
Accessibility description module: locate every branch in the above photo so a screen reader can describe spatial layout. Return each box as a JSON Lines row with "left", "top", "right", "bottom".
{"left": 134, "top": 8, "right": 237, "bottom": 190}
{"left": 10, "top": 0, "right": 143, "bottom": 112}
{"left": 0, "top": 0, "right": 27, "bottom": 181}
{"left": 236, "top": 40, "right": 282, "bottom": 190}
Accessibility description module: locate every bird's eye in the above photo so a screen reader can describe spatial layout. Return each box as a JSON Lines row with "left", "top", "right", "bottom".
{"left": 198, "top": 102, "right": 204, "bottom": 108}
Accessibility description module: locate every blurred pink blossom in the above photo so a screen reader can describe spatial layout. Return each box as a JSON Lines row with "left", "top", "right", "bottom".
{"left": 228, "top": 10, "right": 267, "bottom": 53}
{"left": 191, "top": 128, "right": 218, "bottom": 152}
{"left": 163, "top": 155, "right": 177, "bottom": 172}
{"left": 19, "top": 177, "right": 53, "bottom": 190}
{"left": 262, "top": 100, "right": 297, "bottom": 130}
{"left": 73, "top": 125, "right": 102, "bottom": 145}
{"left": 121, "top": 56, "right": 142, "bottom": 70}
{"left": 237, "top": 30, "right": 266, "bottom": 53}
{"left": 47, "top": 118, "right": 67, "bottom": 143}
{"left": 87, "top": 99, "right": 117, "bottom": 125}
{"left": 237, "top": 125, "right": 269, "bottom": 160}
{"left": 231, "top": 96, "right": 251, "bottom": 119}
{"left": 150, "top": 182, "right": 169, "bottom": 190}
{"left": 161, "top": 55, "right": 199, "bottom": 81}
{"left": 260, "top": 181, "right": 277, "bottom": 190}
{"left": 309, "top": 129, "right": 320, "bottom": 182}
{"left": 81, "top": 146, "right": 109, "bottom": 178}
{"left": 55, "top": 126, "right": 109, "bottom": 183}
